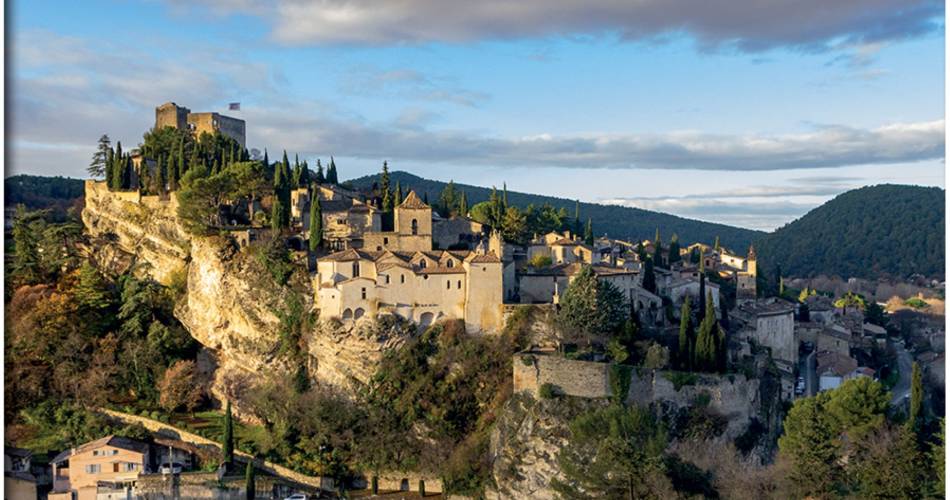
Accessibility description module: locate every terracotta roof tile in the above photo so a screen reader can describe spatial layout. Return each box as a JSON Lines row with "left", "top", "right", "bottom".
{"left": 398, "top": 190, "right": 429, "bottom": 209}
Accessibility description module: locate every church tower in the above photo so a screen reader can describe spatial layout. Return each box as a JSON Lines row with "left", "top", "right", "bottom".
{"left": 394, "top": 190, "right": 432, "bottom": 251}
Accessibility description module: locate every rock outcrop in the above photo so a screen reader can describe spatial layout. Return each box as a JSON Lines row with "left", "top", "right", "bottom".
{"left": 81, "top": 181, "right": 416, "bottom": 411}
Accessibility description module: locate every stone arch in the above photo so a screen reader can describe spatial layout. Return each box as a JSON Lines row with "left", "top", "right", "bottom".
{"left": 354, "top": 308, "right": 365, "bottom": 319}
{"left": 342, "top": 308, "right": 353, "bottom": 320}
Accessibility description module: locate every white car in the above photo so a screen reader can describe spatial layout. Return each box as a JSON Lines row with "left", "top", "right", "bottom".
{"left": 159, "top": 462, "right": 183, "bottom": 474}
{"left": 284, "top": 494, "right": 308, "bottom": 500}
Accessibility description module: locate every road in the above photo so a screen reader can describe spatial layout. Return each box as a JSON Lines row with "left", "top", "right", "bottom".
{"left": 890, "top": 343, "right": 913, "bottom": 406}
{"left": 804, "top": 350, "right": 817, "bottom": 397}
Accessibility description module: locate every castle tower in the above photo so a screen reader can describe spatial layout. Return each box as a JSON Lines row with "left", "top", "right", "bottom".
{"left": 155, "top": 102, "right": 190, "bottom": 131}
{"left": 394, "top": 190, "right": 432, "bottom": 252}
{"left": 746, "top": 244, "right": 757, "bottom": 276}
{"left": 737, "top": 244, "right": 757, "bottom": 299}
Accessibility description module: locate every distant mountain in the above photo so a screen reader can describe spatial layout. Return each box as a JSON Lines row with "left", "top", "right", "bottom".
{"left": 756, "top": 184, "right": 945, "bottom": 280}
{"left": 347, "top": 171, "right": 763, "bottom": 249}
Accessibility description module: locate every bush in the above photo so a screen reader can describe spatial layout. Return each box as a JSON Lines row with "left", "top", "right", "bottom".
{"left": 520, "top": 355, "right": 536, "bottom": 366}
{"left": 539, "top": 383, "right": 559, "bottom": 399}
{"left": 609, "top": 364, "right": 633, "bottom": 403}
{"left": 664, "top": 372, "right": 698, "bottom": 391}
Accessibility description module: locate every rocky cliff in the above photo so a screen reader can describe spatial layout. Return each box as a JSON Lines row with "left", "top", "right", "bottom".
{"left": 81, "top": 182, "right": 415, "bottom": 411}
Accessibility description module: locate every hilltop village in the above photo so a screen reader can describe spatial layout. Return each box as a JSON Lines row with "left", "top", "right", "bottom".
{"left": 5, "top": 102, "right": 944, "bottom": 499}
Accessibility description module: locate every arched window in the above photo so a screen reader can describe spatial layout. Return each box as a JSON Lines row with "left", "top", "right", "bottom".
{"left": 411, "top": 219, "right": 418, "bottom": 235}
{"left": 354, "top": 308, "right": 365, "bottom": 319}
{"left": 352, "top": 262, "right": 360, "bottom": 277}
{"left": 446, "top": 259, "right": 454, "bottom": 268}
{"left": 446, "top": 280, "right": 451, "bottom": 289}
{"left": 419, "top": 259, "right": 427, "bottom": 269}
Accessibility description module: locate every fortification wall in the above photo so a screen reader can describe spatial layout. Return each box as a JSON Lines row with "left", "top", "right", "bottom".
{"left": 514, "top": 353, "right": 610, "bottom": 399}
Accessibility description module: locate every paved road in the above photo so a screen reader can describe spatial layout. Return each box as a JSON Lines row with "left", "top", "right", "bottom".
{"left": 804, "top": 350, "right": 817, "bottom": 397}
{"left": 890, "top": 343, "right": 913, "bottom": 406}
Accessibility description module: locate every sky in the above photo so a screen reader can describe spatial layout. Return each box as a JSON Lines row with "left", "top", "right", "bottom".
{"left": 7, "top": 0, "right": 946, "bottom": 231}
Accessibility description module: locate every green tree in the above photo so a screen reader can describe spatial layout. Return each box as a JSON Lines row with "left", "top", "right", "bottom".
{"left": 74, "top": 261, "right": 113, "bottom": 312}
{"left": 677, "top": 296, "right": 694, "bottom": 370}
{"left": 245, "top": 460, "right": 256, "bottom": 500}
{"left": 394, "top": 180, "right": 403, "bottom": 207}
{"left": 309, "top": 194, "right": 322, "bottom": 252}
{"left": 908, "top": 362, "right": 923, "bottom": 434}
{"left": 458, "top": 190, "right": 467, "bottom": 216}
{"left": 88, "top": 134, "right": 111, "bottom": 178}
{"left": 326, "top": 156, "right": 339, "bottom": 184}
{"left": 380, "top": 161, "right": 392, "bottom": 212}
{"left": 11, "top": 205, "right": 42, "bottom": 284}
{"left": 584, "top": 218, "right": 593, "bottom": 245}
{"left": 314, "top": 158, "right": 325, "bottom": 183}
{"left": 779, "top": 396, "right": 841, "bottom": 498}
{"left": 552, "top": 404, "right": 673, "bottom": 499}
{"left": 642, "top": 257, "right": 656, "bottom": 294}
{"left": 851, "top": 425, "right": 923, "bottom": 499}
{"left": 713, "top": 236, "right": 720, "bottom": 252}
{"left": 223, "top": 400, "right": 234, "bottom": 469}
{"left": 501, "top": 206, "right": 528, "bottom": 245}
{"left": 931, "top": 419, "right": 945, "bottom": 496}
{"left": 176, "top": 172, "right": 235, "bottom": 235}
{"left": 668, "top": 234, "right": 681, "bottom": 264}
{"left": 559, "top": 266, "right": 627, "bottom": 347}
{"left": 573, "top": 200, "right": 582, "bottom": 236}
{"left": 694, "top": 292, "right": 718, "bottom": 372}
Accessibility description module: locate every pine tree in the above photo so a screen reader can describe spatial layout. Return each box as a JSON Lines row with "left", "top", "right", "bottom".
{"left": 309, "top": 194, "right": 322, "bottom": 252}
{"left": 584, "top": 218, "right": 594, "bottom": 245}
{"left": 88, "top": 134, "right": 111, "bottom": 178}
{"left": 678, "top": 296, "right": 694, "bottom": 370}
{"left": 298, "top": 160, "right": 310, "bottom": 187}
{"left": 223, "top": 400, "right": 234, "bottom": 469}
{"left": 327, "top": 157, "right": 339, "bottom": 184}
{"left": 244, "top": 460, "right": 255, "bottom": 500}
{"left": 908, "top": 362, "right": 923, "bottom": 434}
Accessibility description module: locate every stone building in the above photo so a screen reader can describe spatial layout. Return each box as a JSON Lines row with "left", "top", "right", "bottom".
{"left": 718, "top": 245, "right": 757, "bottom": 299}
{"left": 735, "top": 300, "right": 796, "bottom": 372}
{"left": 315, "top": 248, "right": 503, "bottom": 333}
{"left": 155, "top": 102, "right": 246, "bottom": 147}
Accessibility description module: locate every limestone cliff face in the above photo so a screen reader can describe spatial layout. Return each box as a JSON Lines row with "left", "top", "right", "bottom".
{"left": 486, "top": 395, "right": 605, "bottom": 499}
{"left": 81, "top": 181, "right": 189, "bottom": 284}
{"left": 81, "top": 182, "right": 415, "bottom": 412}
{"left": 306, "top": 315, "right": 416, "bottom": 389}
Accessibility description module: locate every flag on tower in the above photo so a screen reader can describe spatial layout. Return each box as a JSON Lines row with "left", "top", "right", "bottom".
{"left": 228, "top": 102, "right": 241, "bottom": 111}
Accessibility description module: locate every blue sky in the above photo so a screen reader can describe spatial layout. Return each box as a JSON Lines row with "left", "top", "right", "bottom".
{"left": 9, "top": 0, "right": 945, "bottom": 230}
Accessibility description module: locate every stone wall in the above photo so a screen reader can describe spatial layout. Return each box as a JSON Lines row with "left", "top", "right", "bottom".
{"left": 514, "top": 353, "right": 610, "bottom": 399}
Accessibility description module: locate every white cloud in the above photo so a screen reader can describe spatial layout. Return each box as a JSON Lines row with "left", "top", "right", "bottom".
{"left": 166, "top": 0, "right": 943, "bottom": 51}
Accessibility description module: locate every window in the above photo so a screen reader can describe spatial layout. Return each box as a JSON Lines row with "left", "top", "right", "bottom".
{"left": 400, "top": 274, "right": 405, "bottom": 284}
{"left": 457, "top": 280, "right": 462, "bottom": 289}
{"left": 352, "top": 262, "right": 360, "bottom": 277}
{"left": 124, "top": 463, "right": 137, "bottom": 472}
{"left": 384, "top": 237, "right": 389, "bottom": 245}
{"left": 361, "top": 288, "right": 367, "bottom": 300}
{"left": 411, "top": 219, "right": 418, "bottom": 235}
{"left": 419, "top": 259, "right": 427, "bottom": 269}
{"left": 446, "top": 280, "right": 451, "bottom": 289}
{"left": 446, "top": 259, "right": 454, "bottom": 268}
{"left": 86, "top": 464, "right": 101, "bottom": 474}
{"left": 385, "top": 275, "right": 390, "bottom": 284}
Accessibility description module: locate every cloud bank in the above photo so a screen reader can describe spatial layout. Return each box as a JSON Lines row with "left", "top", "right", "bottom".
{"left": 175, "top": 0, "right": 943, "bottom": 51}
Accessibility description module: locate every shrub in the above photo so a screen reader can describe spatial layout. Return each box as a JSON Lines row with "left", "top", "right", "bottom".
{"left": 521, "top": 355, "right": 536, "bottom": 366}
{"left": 664, "top": 372, "right": 698, "bottom": 391}
{"left": 609, "top": 364, "right": 633, "bottom": 403}
{"left": 539, "top": 383, "right": 558, "bottom": 399}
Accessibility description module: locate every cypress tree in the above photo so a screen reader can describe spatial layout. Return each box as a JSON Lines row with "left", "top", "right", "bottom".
{"left": 123, "top": 155, "right": 133, "bottom": 191}
{"left": 309, "top": 193, "right": 322, "bottom": 252}
{"left": 394, "top": 181, "right": 403, "bottom": 207}
{"left": 113, "top": 142, "right": 124, "bottom": 190}
{"left": 458, "top": 190, "right": 467, "bottom": 216}
{"left": 573, "top": 200, "right": 582, "bottom": 236}
{"left": 272, "top": 158, "right": 285, "bottom": 231}
{"left": 177, "top": 137, "right": 186, "bottom": 180}
{"left": 326, "top": 157, "right": 338, "bottom": 184}
{"left": 223, "top": 401, "right": 234, "bottom": 469}
{"left": 713, "top": 236, "right": 721, "bottom": 253}
{"left": 315, "top": 159, "right": 325, "bottom": 183}
{"left": 244, "top": 460, "right": 255, "bottom": 500}
{"left": 298, "top": 160, "right": 310, "bottom": 187}
{"left": 584, "top": 218, "right": 594, "bottom": 245}
{"left": 156, "top": 155, "right": 167, "bottom": 195}
{"left": 423, "top": 191, "right": 429, "bottom": 204}
{"left": 642, "top": 258, "right": 656, "bottom": 294}
{"left": 502, "top": 182, "right": 509, "bottom": 209}
{"left": 653, "top": 238, "right": 663, "bottom": 268}
{"left": 262, "top": 149, "right": 269, "bottom": 170}
{"left": 381, "top": 161, "right": 392, "bottom": 212}
{"left": 668, "top": 234, "right": 681, "bottom": 264}
{"left": 106, "top": 147, "right": 116, "bottom": 189}
{"left": 212, "top": 158, "right": 220, "bottom": 175}
{"left": 696, "top": 292, "right": 719, "bottom": 371}
{"left": 908, "top": 362, "right": 923, "bottom": 434}
{"left": 678, "top": 295, "right": 694, "bottom": 370}
{"left": 699, "top": 258, "right": 707, "bottom": 318}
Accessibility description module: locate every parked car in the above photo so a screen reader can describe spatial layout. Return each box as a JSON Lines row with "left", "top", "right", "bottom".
{"left": 284, "top": 494, "right": 308, "bottom": 500}
{"left": 159, "top": 462, "right": 183, "bottom": 474}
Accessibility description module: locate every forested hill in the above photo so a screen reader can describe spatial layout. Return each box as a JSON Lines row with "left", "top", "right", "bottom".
{"left": 756, "top": 184, "right": 945, "bottom": 280}
{"left": 5, "top": 174, "right": 85, "bottom": 212}
{"left": 347, "top": 171, "right": 763, "bottom": 249}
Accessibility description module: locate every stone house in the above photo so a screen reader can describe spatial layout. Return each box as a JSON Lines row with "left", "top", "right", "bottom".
{"left": 5, "top": 447, "right": 37, "bottom": 500}
{"left": 662, "top": 278, "right": 721, "bottom": 317}
{"left": 736, "top": 300, "right": 796, "bottom": 372}
{"left": 817, "top": 351, "right": 859, "bottom": 392}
